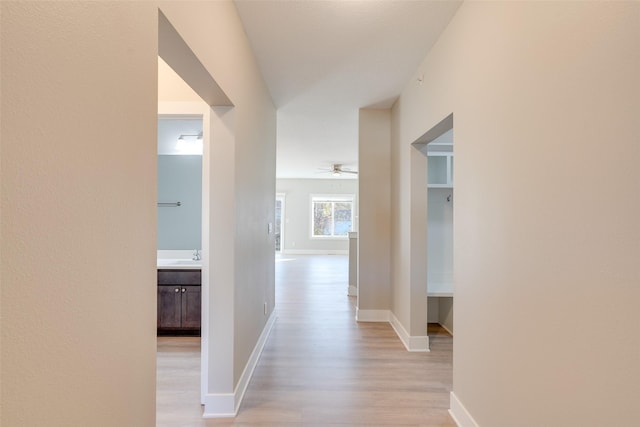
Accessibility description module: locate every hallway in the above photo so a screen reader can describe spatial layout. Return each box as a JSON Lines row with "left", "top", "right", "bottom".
{"left": 157, "top": 255, "right": 454, "bottom": 426}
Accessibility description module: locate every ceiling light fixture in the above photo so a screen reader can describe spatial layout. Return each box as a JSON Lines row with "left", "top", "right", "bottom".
{"left": 175, "top": 131, "right": 204, "bottom": 155}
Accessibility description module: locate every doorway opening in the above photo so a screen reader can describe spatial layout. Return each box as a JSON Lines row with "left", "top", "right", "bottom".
{"left": 412, "top": 113, "right": 454, "bottom": 341}
{"left": 156, "top": 59, "right": 208, "bottom": 422}
{"left": 157, "top": 7, "right": 236, "bottom": 419}
{"left": 156, "top": 115, "right": 204, "bottom": 338}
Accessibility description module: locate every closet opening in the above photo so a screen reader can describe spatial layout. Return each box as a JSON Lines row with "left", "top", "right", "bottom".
{"left": 412, "top": 113, "right": 454, "bottom": 340}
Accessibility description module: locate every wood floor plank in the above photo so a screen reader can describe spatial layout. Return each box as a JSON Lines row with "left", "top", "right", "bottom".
{"left": 157, "top": 255, "right": 453, "bottom": 426}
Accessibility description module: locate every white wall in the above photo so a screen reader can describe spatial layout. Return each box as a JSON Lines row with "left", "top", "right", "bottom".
{"left": 1, "top": 1, "right": 276, "bottom": 424}
{"left": 391, "top": 1, "right": 640, "bottom": 426}
{"left": 276, "top": 178, "right": 358, "bottom": 254}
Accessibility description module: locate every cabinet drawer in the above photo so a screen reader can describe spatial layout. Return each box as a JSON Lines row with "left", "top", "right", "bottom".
{"left": 157, "top": 269, "right": 201, "bottom": 285}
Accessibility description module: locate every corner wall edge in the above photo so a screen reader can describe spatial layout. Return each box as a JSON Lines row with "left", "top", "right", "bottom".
{"left": 389, "top": 312, "right": 429, "bottom": 352}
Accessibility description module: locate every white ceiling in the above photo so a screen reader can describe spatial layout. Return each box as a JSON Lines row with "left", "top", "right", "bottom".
{"left": 234, "top": 0, "right": 462, "bottom": 179}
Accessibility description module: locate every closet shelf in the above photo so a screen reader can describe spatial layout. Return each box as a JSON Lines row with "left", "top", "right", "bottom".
{"left": 427, "top": 281, "right": 453, "bottom": 297}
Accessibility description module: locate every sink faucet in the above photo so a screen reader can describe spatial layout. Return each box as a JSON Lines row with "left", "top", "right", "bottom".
{"left": 192, "top": 249, "right": 201, "bottom": 261}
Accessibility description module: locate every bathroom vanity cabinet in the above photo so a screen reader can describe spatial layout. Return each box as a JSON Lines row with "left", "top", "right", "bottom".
{"left": 157, "top": 269, "right": 201, "bottom": 335}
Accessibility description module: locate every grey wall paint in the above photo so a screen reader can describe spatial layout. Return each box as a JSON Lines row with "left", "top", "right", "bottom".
{"left": 157, "top": 155, "right": 202, "bottom": 249}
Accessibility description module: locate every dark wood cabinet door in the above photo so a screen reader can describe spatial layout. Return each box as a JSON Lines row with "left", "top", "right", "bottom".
{"left": 181, "top": 286, "right": 201, "bottom": 329}
{"left": 158, "top": 285, "right": 182, "bottom": 329}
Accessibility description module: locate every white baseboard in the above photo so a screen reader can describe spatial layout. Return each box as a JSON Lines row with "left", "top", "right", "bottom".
{"left": 440, "top": 322, "right": 453, "bottom": 336}
{"left": 282, "top": 249, "right": 348, "bottom": 255}
{"left": 356, "top": 310, "right": 430, "bottom": 352}
{"left": 202, "top": 311, "right": 277, "bottom": 418}
{"left": 390, "top": 313, "right": 429, "bottom": 352}
{"left": 449, "top": 392, "right": 479, "bottom": 427}
{"left": 232, "top": 310, "right": 276, "bottom": 413}
{"left": 356, "top": 308, "right": 390, "bottom": 322}
{"left": 202, "top": 393, "right": 235, "bottom": 418}
{"left": 348, "top": 285, "right": 357, "bottom": 296}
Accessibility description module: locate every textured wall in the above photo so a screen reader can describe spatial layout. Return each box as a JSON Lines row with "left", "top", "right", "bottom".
{"left": 1, "top": 2, "right": 158, "bottom": 425}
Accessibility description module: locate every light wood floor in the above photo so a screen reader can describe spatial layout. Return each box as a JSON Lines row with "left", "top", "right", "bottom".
{"left": 157, "top": 255, "right": 454, "bottom": 426}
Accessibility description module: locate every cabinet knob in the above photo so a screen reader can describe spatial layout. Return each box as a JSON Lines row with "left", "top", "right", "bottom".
{"left": 182, "top": 288, "right": 186, "bottom": 293}
{"left": 175, "top": 288, "right": 180, "bottom": 293}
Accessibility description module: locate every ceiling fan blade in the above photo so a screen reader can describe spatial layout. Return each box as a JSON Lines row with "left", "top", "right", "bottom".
{"left": 315, "top": 164, "right": 358, "bottom": 176}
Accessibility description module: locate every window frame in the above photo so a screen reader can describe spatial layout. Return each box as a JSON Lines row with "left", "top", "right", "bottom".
{"left": 275, "top": 193, "right": 286, "bottom": 252}
{"left": 310, "top": 194, "right": 355, "bottom": 239}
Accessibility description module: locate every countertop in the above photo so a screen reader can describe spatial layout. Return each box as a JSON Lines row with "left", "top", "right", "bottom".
{"left": 157, "top": 258, "right": 202, "bottom": 270}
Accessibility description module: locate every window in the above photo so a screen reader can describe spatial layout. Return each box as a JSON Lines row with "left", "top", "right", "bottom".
{"left": 311, "top": 195, "right": 354, "bottom": 238}
{"left": 275, "top": 194, "right": 285, "bottom": 252}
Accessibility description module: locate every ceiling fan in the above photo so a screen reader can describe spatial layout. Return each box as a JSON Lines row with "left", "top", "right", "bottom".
{"left": 317, "top": 164, "right": 358, "bottom": 177}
